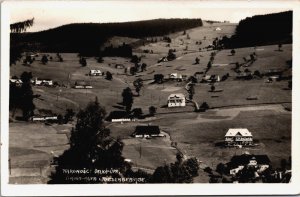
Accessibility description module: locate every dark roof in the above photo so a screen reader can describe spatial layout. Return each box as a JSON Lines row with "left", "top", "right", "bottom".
{"left": 134, "top": 125, "right": 160, "bottom": 135}
{"left": 106, "top": 111, "right": 128, "bottom": 121}
{"left": 228, "top": 154, "right": 270, "bottom": 168}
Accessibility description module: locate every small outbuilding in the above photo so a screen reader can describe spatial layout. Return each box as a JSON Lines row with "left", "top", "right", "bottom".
{"left": 89, "top": 70, "right": 102, "bottom": 76}
{"left": 168, "top": 93, "right": 186, "bottom": 107}
{"left": 169, "top": 73, "right": 183, "bottom": 81}
{"left": 74, "top": 81, "right": 93, "bottom": 89}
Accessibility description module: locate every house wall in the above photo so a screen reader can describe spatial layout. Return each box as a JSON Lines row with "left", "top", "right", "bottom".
{"left": 224, "top": 136, "right": 253, "bottom": 146}
{"left": 168, "top": 98, "right": 186, "bottom": 107}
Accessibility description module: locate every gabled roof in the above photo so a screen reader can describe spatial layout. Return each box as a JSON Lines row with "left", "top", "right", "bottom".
{"left": 168, "top": 93, "right": 185, "bottom": 100}
{"left": 225, "top": 128, "right": 252, "bottom": 137}
{"left": 134, "top": 125, "right": 160, "bottom": 135}
{"left": 106, "top": 111, "right": 128, "bottom": 121}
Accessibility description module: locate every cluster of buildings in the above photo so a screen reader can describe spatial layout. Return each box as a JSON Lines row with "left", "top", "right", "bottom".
{"left": 10, "top": 77, "right": 54, "bottom": 87}
{"left": 228, "top": 153, "right": 270, "bottom": 175}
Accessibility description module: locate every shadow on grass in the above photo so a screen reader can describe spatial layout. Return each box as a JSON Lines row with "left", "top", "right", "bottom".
{"left": 112, "top": 105, "right": 124, "bottom": 110}
{"left": 215, "top": 141, "right": 225, "bottom": 147}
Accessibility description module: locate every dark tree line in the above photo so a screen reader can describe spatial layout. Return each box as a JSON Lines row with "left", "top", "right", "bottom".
{"left": 220, "top": 11, "right": 292, "bottom": 48}
{"left": 100, "top": 43, "right": 132, "bottom": 57}
{"left": 11, "top": 19, "right": 203, "bottom": 56}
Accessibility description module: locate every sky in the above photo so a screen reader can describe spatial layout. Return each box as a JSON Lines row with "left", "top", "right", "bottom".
{"left": 7, "top": 1, "right": 292, "bottom": 32}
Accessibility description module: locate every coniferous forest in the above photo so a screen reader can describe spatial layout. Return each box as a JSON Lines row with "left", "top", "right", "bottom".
{"left": 11, "top": 18, "right": 203, "bottom": 56}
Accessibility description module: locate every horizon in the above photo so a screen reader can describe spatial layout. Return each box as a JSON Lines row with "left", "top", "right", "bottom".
{"left": 7, "top": 1, "right": 292, "bottom": 32}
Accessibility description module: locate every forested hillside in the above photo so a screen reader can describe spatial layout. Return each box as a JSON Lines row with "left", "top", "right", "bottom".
{"left": 11, "top": 18, "right": 203, "bottom": 55}
{"left": 226, "top": 11, "right": 292, "bottom": 48}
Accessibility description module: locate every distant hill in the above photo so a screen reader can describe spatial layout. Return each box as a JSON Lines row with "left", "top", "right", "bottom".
{"left": 11, "top": 18, "right": 203, "bottom": 56}
{"left": 225, "top": 11, "right": 292, "bottom": 48}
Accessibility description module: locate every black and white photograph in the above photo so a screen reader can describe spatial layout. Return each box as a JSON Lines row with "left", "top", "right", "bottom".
{"left": 1, "top": 0, "right": 300, "bottom": 196}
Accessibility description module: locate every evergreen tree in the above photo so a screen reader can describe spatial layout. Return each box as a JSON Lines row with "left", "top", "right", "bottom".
{"left": 19, "top": 72, "right": 35, "bottom": 120}
{"left": 133, "top": 78, "right": 143, "bottom": 96}
{"left": 49, "top": 98, "right": 127, "bottom": 183}
{"left": 154, "top": 74, "right": 164, "bottom": 84}
{"left": 41, "top": 55, "right": 48, "bottom": 65}
{"left": 231, "top": 49, "right": 236, "bottom": 56}
{"left": 148, "top": 106, "right": 157, "bottom": 116}
{"left": 211, "top": 85, "right": 215, "bottom": 92}
{"left": 122, "top": 87, "right": 134, "bottom": 113}
{"left": 105, "top": 71, "right": 113, "bottom": 80}
{"left": 141, "top": 63, "right": 147, "bottom": 72}
{"left": 10, "top": 18, "right": 34, "bottom": 65}
{"left": 187, "top": 84, "right": 195, "bottom": 100}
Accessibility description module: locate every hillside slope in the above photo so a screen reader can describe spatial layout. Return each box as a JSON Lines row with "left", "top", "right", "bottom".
{"left": 11, "top": 18, "right": 203, "bottom": 55}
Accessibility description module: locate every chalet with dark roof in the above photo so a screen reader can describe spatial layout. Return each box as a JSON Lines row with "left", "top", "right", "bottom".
{"left": 132, "top": 125, "right": 163, "bottom": 138}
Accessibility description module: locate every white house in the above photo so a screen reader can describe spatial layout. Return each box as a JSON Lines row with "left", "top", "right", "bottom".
{"left": 168, "top": 93, "right": 186, "bottom": 107}
{"left": 215, "top": 27, "right": 222, "bottom": 31}
{"left": 169, "top": 73, "right": 187, "bottom": 81}
{"left": 89, "top": 69, "right": 102, "bottom": 76}
{"left": 170, "top": 73, "right": 182, "bottom": 80}
{"left": 224, "top": 128, "right": 253, "bottom": 147}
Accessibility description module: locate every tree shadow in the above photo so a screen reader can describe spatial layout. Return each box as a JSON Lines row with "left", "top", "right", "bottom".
{"left": 282, "top": 88, "right": 291, "bottom": 90}
{"left": 112, "top": 105, "right": 125, "bottom": 110}
{"left": 15, "top": 116, "right": 26, "bottom": 121}
{"left": 215, "top": 141, "right": 225, "bottom": 147}
{"left": 160, "top": 104, "right": 168, "bottom": 108}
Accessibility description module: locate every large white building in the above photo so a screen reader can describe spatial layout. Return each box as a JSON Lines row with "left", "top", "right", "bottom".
{"left": 167, "top": 93, "right": 186, "bottom": 107}
{"left": 224, "top": 128, "right": 253, "bottom": 147}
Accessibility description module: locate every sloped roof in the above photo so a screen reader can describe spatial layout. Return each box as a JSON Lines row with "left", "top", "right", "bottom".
{"left": 106, "top": 111, "right": 128, "bottom": 121}
{"left": 225, "top": 128, "right": 252, "bottom": 137}
{"left": 134, "top": 125, "right": 160, "bottom": 135}
{"left": 168, "top": 93, "right": 185, "bottom": 100}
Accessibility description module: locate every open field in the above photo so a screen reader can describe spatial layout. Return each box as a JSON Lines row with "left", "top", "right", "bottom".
{"left": 9, "top": 122, "right": 71, "bottom": 183}
{"left": 9, "top": 21, "right": 292, "bottom": 183}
